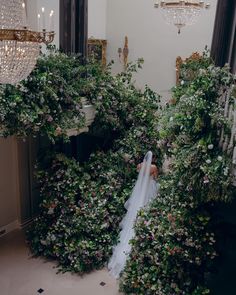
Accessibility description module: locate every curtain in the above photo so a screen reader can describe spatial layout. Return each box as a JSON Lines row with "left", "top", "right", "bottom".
{"left": 59, "top": 0, "right": 88, "bottom": 56}
{"left": 211, "top": 0, "right": 236, "bottom": 73}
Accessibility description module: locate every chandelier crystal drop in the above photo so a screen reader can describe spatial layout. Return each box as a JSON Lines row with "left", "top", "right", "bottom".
{"left": 0, "top": 0, "right": 55, "bottom": 85}
{"left": 154, "top": 1, "right": 210, "bottom": 34}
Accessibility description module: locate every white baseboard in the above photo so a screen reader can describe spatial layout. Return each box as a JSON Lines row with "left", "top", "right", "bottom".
{"left": 20, "top": 218, "right": 34, "bottom": 229}
{"left": 0, "top": 220, "right": 20, "bottom": 237}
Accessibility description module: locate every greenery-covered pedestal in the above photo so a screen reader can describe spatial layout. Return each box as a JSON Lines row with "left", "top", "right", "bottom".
{"left": 66, "top": 100, "right": 95, "bottom": 137}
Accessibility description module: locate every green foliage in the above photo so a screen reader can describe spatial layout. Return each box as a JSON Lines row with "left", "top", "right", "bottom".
{"left": 0, "top": 50, "right": 160, "bottom": 146}
{"left": 29, "top": 153, "right": 132, "bottom": 272}
{"left": 120, "top": 190, "right": 215, "bottom": 295}
{"left": 160, "top": 62, "right": 235, "bottom": 203}
{"left": 174, "top": 50, "right": 213, "bottom": 100}
{"left": 89, "top": 59, "right": 159, "bottom": 138}
{"left": 27, "top": 55, "right": 163, "bottom": 273}
{"left": 0, "top": 51, "right": 104, "bottom": 141}
{"left": 179, "top": 51, "right": 212, "bottom": 83}
{"left": 26, "top": 50, "right": 235, "bottom": 293}
{"left": 120, "top": 54, "right": 236, "bottom": 294}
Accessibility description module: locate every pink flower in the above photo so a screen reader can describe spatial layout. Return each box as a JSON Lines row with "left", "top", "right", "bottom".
{"left": 46, "top": 115, "right": 53, "bottom": 122}
{"left": 55, "top": 126, "right": 62, "bottom": 136}
{"left": 203, "top": 176, "right": 210, "bottom": 184}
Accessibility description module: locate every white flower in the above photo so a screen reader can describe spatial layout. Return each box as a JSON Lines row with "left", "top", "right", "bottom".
{"left": 123, "top": 153, "right": 131, "bottom": 162}
{"left": 223, "top": 167, "right": 229, "bottom": 176}
{"left": 217, "top": 156, "right": 223, "bottom": 162}
{"left": 48, "top": 208, "right": 54, "bottom": 215}
{"left": 40, "top": 240, "right": 47, "bottom": 246}
{"left": 136, "top": 130, "right": 143, "bottom": 137}
{"left": 199, "top": 69, "right": 207, "bottom": 75}
{"left": 208, "top": 144, "right": 214, "bottom": 150}
{"left": 206, "top": 159, "right": 211, "bottom": 164}
{"left": 169, "top": 117, "right": 174, "bottom": 122}
{"left": 181, "top": 80, "right": 185, "bottom": 85}
{"left": 203, "top": 176, "right": 210, "bottom": 184}
{"left": 51, "top": 234, "right": 56, "bottom": 241}
{"left": 178, "top": 181, "right": 183, "bottom": 186}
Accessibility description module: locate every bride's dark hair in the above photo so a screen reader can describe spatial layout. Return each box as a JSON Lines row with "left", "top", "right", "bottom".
{"left": 152, "top": 154, "right": 158, "bottom": 165}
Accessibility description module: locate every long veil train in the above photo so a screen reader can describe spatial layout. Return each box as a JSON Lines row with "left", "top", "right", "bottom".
{"left": 108, "top": 151, "right": 159, "bottom": 278}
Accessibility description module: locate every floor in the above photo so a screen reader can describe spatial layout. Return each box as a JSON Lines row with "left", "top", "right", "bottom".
{"left": 0, "top": 230, "right": 122, "bottom": 295}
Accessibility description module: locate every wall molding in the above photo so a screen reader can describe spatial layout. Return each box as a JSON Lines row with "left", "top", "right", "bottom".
{"left": 0, "top": 220, "right": 20, "bottom": 237}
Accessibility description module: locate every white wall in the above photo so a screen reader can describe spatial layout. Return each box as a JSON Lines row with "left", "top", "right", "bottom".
{"left": 88, "top": 0, "right": 107, "bottom": 39}
{"left": 26, "top": 0, "right": 217, "bottom": 101}
{"left": 106, "top": 0, "right": 217, "bottom": 101}
{"left": 26, "top": 0, "right": 38, "bottom": 30}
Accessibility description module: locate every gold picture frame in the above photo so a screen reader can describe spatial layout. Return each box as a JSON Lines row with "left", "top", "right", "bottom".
{"left": 88, "top": 39, "right": 107, "bottom": 66}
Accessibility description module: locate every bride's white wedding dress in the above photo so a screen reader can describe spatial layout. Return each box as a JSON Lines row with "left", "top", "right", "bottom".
{"left": 108, "top": 151, "right": 159, "bottom": 278}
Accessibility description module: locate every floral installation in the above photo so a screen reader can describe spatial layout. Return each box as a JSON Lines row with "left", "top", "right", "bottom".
{"left": 15, "top": 49, "right": 235, "bottom": 294}
{"left": 120, "top": 190, "right": 216, "bottom": 295}
{"left": 0, "top": 50, "right": 106, "bottom": 142}
{"left": 27, "top": 56, "right": 163, "bottom": 273}
{"left": 120, "top": 53, "right": 236, "bottom": 294}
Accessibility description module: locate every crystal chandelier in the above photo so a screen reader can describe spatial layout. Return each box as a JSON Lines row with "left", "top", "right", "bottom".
{"left": 154, "top": 1, "right": 210, "bottom": 34}
{"left": 0, "top": 0, "right": 55, "bottom": 85}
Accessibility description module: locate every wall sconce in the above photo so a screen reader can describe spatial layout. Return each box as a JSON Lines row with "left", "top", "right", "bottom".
{"left": 118, "top": 36, "right": 129, "bottom": 70}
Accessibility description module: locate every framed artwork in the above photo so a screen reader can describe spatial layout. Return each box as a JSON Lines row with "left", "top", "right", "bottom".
{"left": 88, "top": 39, "right": 107, "bottom": 66}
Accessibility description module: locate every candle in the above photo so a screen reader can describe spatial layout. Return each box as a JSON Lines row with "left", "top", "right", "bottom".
{"left": 41, "top": 7, "right": 45, "bottom": 30}
{"left": 22, "top": 2, "right": 27, "bottom": 28}
{"left": 49, "top": 10, "right": 54, "bottom": 32}
{"left": 37, "top": 13, "right": 41, "bottom": 31}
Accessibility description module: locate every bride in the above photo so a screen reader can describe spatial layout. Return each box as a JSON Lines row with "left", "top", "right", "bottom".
{"left": 108, "top": 151, "right": 159, "bottom": 278}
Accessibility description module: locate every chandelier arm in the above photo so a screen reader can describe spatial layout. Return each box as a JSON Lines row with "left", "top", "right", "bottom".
{"left": 160, "top": 2, "right": 204, "bottom": 8}
{"left": 155, "top": 1, "right": 210, "bottom": 9}
{"left": 0, "top": 29, "right": 55, "bottom": 45}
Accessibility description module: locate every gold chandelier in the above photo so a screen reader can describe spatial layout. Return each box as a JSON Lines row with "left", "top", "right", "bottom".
{"left": 0, "top": 0, "right": 55, "bottom": 85}
{"left": 154, "top": 1, "right": 210, "bottom": 34}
